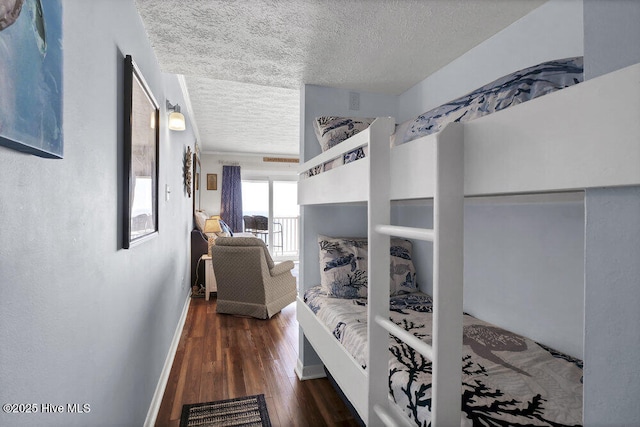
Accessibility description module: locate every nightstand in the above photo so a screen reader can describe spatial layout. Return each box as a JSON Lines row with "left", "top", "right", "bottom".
{"left": 201, "top": 254, "right": 217, "bottom": 301}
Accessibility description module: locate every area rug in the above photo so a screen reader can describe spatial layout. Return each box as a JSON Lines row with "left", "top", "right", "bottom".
{"left": 180, "top": 394, "right": 271, "bottom": 427}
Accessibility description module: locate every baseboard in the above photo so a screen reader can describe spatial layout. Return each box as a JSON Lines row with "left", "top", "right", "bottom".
{"left": 295, "top": 359, "right": 326, "bottom": 381}
{"left": 144, "top": 291, "right": 191, "bottom": 427}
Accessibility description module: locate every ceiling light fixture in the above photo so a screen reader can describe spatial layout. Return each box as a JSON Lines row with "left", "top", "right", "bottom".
{"left": 166, "top": 100, "right": 186, "bottom": 131}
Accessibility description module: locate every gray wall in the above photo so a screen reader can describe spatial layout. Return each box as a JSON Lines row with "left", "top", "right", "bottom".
{"left": 584, "top": 0, "right": 640, "bottom": 80}
{"left": 0, "top": 1, "right": 195, "bottom": 425}
{"left": 584, "top": 187, "right": 640, "bottom": 424}
{"left": 582, "top": 0, "right": 640, "bottom": 423}
{"left": 391, "top": 195, "right": 585, "bottom": 358}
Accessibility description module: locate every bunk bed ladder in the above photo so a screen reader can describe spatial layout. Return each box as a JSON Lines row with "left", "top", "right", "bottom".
{"left": 368, "top": 122, "right": 464, "bottom": 426}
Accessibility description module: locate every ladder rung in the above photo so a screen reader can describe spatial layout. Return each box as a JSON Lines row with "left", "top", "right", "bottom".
{"left": 374, "top": 224, "right": 434, "bottom": 242}
{"left": 375, "top": 315, "right": 434, "bottom": 361}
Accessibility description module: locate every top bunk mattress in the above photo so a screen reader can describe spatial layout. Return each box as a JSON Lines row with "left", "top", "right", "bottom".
{"left": 303, "top": 286, "right": 584, "bottom": 426}
{"left": 304, "top": 57, "right": 584, "bottom": 179}
{"left": 299, "top": 58, "right": 640, "bottom": 204}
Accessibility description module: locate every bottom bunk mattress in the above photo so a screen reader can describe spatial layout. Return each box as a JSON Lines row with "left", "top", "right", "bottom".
{"left": 303, "top": 286, "right": 583, "bottom": 426}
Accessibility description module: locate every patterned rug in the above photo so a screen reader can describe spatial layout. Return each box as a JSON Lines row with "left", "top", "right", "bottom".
{"left": 180, "top": 394, "right": 271, "bottom": 427}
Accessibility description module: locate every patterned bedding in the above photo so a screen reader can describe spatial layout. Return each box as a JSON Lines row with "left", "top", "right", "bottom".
{"left": 304, "top": 286, "right": 583, "bottom": 426}
{"left": 304, "top": 57, "right": 583, "bottom": 179}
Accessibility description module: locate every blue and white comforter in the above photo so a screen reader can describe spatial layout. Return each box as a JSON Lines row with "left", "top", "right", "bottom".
{"left": 304, "top": 286, "right": 583, "bottom": 426}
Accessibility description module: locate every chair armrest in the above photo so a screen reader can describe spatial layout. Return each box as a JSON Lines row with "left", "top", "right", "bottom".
{"left": 270, "top": 260, "right": 294, "bottom": 277}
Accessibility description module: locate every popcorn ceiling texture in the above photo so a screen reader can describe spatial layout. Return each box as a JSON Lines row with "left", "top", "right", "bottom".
{"left": 136, "top": 0, "right": 544, "bottom": 154}
{"left": 186, "top": 77, "right": 300, "bottom": 155}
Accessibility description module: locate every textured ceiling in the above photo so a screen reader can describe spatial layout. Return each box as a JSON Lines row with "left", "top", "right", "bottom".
{"left": 136, "top": 0, "right": 546, "bottom": 155}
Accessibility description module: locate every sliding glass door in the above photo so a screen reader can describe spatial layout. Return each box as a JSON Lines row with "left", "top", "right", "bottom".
{"left": 242, "top": 179, "right": 299, "bottom": 260}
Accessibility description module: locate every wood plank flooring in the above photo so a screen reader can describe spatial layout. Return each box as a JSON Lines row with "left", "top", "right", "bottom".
{"left": 155, "top": 297, "right": 361, "bottom": 426}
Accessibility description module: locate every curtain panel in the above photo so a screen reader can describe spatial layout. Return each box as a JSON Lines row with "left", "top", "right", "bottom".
{"left": 220, "top": 165, "right": 243, "bottom": 232}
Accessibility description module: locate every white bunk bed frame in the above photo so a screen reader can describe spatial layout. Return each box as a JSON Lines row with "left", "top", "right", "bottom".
{"left": 296, "top": 62, "right": 640, "bottom": 426}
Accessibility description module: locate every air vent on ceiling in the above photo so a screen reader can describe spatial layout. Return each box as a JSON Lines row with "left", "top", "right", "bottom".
{"left": 262, "top": 157, "right": 299, "bottom": 163}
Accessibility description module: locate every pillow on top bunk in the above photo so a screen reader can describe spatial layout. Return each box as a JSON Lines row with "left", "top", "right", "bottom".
{"left": 313, "top": 117, "right": 375, "bottom": 152}
{"left": 391, "top": 56, "right": 584, "bottom": 146}
{"left": 318, "top": 235, "right": 417, "bottom": 298}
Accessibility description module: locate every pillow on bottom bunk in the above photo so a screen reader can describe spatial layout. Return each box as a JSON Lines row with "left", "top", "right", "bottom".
{"left": 318, "top": 235, "right": 417, "bottom": 298}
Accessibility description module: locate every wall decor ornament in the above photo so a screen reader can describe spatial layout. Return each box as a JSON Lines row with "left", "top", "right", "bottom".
{"left": 122, "top": 55, "right": 159, "bottom": 249}
{"left": 184, "top": 146, "right": 192, "bottom": 197}
{"left": 193, "top": 153, "right": 201, "bottom": 214}
{"left": 0, "top": 0, "right": 63, "bottom": 158}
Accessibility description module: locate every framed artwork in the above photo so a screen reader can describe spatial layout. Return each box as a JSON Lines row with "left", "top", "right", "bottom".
{"left": 0, "top": 0, "right": 63, "bottom": 158}
{"left": 207, "top": 173, "right": 217, "bottom": 191}
{"left": 122, "top": 55, "right": 159, "bottom": 249}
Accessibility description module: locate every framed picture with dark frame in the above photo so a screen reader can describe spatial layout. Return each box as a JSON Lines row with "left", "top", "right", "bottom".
{"left": 122, "top": 55, "right": 160, "bottom": 249}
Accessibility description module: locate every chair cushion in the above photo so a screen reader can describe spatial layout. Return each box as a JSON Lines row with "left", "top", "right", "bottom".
{"left": 215, "top": 236, "right": 275, "bottom": 269}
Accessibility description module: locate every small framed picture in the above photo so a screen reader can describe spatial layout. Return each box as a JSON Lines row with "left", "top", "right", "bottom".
{"left": 207, "top": 173, "right": 217, "bottom": 190}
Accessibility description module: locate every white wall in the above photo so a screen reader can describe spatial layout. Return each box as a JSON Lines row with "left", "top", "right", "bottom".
{"left": 0, "top": 1, "right": 195, "bottom": 425}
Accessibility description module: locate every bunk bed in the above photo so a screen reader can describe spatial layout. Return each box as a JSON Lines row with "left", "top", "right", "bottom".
{"left": 296, "top": 60, "right": 640, "bottom": 426}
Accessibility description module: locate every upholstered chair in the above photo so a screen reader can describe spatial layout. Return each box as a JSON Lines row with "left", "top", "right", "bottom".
{"left": 211, "top": 237, "right": 297, "bottom": 319}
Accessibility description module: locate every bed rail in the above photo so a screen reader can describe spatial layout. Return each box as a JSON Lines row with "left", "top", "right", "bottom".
{"left": 368, "top": 122, "right": 465, "bottom": 426}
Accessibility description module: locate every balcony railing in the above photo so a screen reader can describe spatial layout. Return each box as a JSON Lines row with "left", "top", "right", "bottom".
{"left": 272, "top": 216, "right": 299, "bottom": 259}
{"left": 244, "top": 216, "right": 299, "bottom": 260}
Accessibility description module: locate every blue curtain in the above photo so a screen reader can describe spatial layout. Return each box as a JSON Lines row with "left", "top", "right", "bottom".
{"left": 220, "top": 165, "right": 243, "bottom": 232}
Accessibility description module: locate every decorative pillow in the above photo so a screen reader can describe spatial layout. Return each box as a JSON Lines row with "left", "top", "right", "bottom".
{"left": 194, "top": 211, "right": 208, "bottom": 233}
{"left": 217, "top": 219, "right": 234, "bottom": 236}
{"left": 388, "top": 239, "right": 418, "bottom": 295}
{"left": 318, "top": 235, "right": 418, "bottom": 298}
{"left": 318, "top": 235, "right": 368, "bottom": 298}
{"left": 313, "top": 117, "right": 375, "bottom": 152}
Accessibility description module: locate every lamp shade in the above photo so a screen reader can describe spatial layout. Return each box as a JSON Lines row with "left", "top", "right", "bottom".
{"left": 168, "top": 111, "right": 186, "bottom": 131}
{"left": 204, "top": 218, "right": 222, "bottom": 233}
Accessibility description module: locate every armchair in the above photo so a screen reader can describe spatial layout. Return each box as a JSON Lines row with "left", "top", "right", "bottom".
{"left": 211, "top": 237, "right": 296, "bottom": 319}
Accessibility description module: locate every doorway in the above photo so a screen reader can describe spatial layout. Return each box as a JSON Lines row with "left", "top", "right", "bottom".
{"left": 242, "top": 179, "right": 299, "bottom": 260}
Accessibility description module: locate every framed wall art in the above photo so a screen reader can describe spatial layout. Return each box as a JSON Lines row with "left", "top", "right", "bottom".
{"left": 207, "top": 173, "right": 217, "bottom": 191}
{"left": 122, "top": 55, "right": 159, "bottom": 249}
{"left": 0, "top": 0, "right": 64, "bottom": 158}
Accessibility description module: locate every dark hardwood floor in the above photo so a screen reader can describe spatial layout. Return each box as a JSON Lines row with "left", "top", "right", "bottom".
{"left": 155, "top": 296, "right": 361, "bottom": 426}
